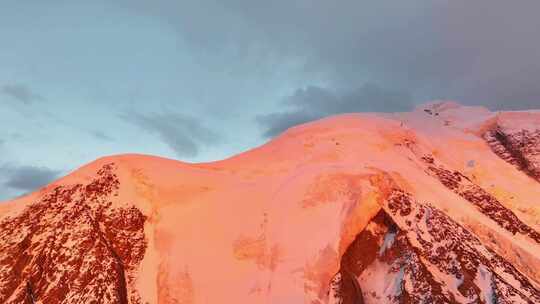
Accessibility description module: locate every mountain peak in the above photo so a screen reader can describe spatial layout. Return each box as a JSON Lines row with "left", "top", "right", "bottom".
{"left": 1, "top": 105, "right": 539, "bottom": 303}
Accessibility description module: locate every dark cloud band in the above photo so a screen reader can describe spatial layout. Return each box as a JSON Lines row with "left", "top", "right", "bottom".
{"left": 1, "top": 84, "right": 43, "bottom": 104}
{"left": 1, "top": 165, "right": 60, "bottom": 192}
{"left": 257, "top": 84, "right": 413, "bottom": 137}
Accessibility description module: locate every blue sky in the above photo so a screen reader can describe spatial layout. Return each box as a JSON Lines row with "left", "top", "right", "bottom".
{"left": 1, "top": 0, "right": 540, "bottom": 200}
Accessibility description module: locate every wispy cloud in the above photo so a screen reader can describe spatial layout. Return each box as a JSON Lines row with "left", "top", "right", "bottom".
{"left": 91, "top": 130, "right": 114, "bottom": 141}
{"left": 121, "top": 112, "right": 221, "bottom": 158}
{"left": 1, "top": 84, "right": 43, "bottom": 104}
{"left": 1, "top": 164, "right": 61, "bottom": 193}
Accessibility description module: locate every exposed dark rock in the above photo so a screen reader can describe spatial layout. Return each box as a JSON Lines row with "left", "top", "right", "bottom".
{"left": 484, "top": 127, "right": 540, "bottom": 182}
{"left": 331, "top": 190, "right": 540, "bottom": 304}
{"left": 0, "top": 164, "right": 147, "bottom": 304}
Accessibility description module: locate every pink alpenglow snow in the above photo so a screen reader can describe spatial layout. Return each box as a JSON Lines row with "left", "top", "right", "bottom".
{"left": 0, "top": 102, "right": 539, "bottom": 303}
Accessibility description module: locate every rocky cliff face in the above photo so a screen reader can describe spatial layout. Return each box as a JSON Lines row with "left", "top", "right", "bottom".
{"left": 0, "top": 102, "right": 539, "bottom": 303}
{"left": 485, "top": 126, "right": 540, "bottom": 182}
{"left": 332, "top": 190, "right": 539, "bottom": 304}
{"left": 0, "top": 164, "right": 146, "bottom": 303}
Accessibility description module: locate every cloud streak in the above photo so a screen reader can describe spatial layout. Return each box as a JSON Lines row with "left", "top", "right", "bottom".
{"left": 1, "top": 84, "right": 43, "bottom": 104}
{"left": 1, "top": 165, "right": 61, "bottom": 193}
{"left": 121, "top": 112, "right": 221, "bottom": 158}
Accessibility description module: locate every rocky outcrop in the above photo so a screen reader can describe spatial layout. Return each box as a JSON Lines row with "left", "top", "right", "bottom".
{"left": 331, "top": 190, "right": 540, "bottom": 303}
{"left": 0, "top": 164, "right": 147, "bottom": 304}
{"left": 419, "top": 154, "right": 540, "bottom": 243}
{"left": 484, "top": 127, "right": 540, "bottom": 182}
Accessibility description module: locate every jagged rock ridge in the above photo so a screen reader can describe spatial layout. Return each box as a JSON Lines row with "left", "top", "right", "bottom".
{"left": 484, "top": 126, "right": 540, "bottom": 182}
{"left": 332, "top": 189, "right": 539, "bottom": 304}
{"left": 0, "top": 164, "right": 146, "bottom": 304}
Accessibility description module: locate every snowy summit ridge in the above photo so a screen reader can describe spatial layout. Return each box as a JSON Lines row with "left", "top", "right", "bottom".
{"left": 0, "top": 102, "right": 539, "bottom": 303}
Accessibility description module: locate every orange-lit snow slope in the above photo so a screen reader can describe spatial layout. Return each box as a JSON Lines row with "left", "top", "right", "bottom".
{"left": 1, "top": 102, "right": 539, "bottom": 303}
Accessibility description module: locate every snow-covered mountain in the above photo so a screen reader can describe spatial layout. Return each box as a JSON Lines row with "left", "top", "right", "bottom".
{"left": 0, "top": 102, "right": 539, "bottom": 303}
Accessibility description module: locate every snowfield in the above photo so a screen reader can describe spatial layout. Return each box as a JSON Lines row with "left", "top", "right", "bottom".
{"left": 0, "top": 102, "right": 539, "bottom": 303}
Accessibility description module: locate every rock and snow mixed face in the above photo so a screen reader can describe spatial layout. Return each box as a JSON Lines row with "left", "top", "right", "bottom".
{"left": 333, "top": 190, "right": 539, "bottom": 304}
{"left": 0, "top": 102, "right": 539, "bottom": 303}
{"left": 0, "top": 164, "right": 147, "bottom": 304}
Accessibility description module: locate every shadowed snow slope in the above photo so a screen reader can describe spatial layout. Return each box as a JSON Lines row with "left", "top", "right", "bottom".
{"left": 0, "top": 102, "right": 539, "bottom": 303}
